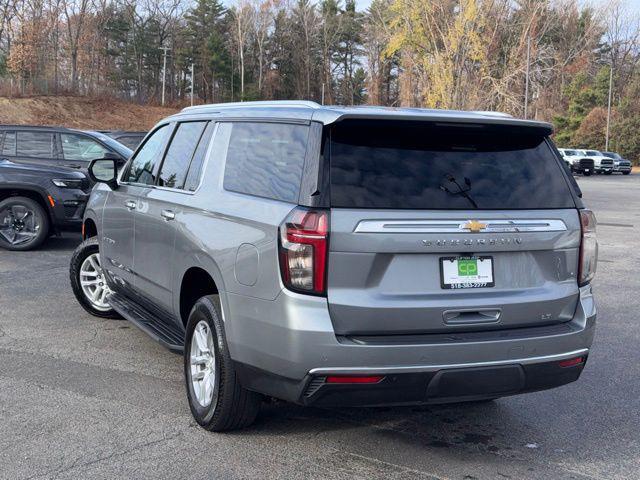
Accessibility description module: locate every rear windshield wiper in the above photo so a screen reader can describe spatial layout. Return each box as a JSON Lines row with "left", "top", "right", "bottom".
{"left": 439, "top": 174, "right": 478, "bottom": 209}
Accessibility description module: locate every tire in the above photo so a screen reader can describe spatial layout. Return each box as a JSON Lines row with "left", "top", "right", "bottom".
{"left": 69, "top": 236, "right": 121, "bottom": 319}
{"left": 184, "top": 294, "right": 261, "bottom": 431}
{"left": 623, "top": 171, "right": 631, "bottom": 175}
{"left": 0, "top": 196, "right": 49, "bottom": 251}
{"left": 604, "top": 171, "right": 612, "bottom": 175}
{"left": 583, "top": 170, "right": 592, "bottom": 176}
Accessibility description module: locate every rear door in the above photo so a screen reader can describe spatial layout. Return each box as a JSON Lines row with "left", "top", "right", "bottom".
{"left": 326, "top": 120, "right": 581, "bottom": 336}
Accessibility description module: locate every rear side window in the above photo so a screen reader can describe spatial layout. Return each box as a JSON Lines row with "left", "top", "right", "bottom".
{"left": 158, "top": 121, "right": 207, "bottom": 189}
{"left": 329, "top": 120, "right": 575, "bottom": 210}
{"left": 16, "top": 131, "right": 55, "bottom": 158}
{"left": 222, "top": 122, "right": 309, "bottom": 202}
{"left": 2, "top": 132, "right": 16, "bottom": 155}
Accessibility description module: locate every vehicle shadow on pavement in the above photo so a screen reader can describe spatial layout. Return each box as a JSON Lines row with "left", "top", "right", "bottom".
{"left": 250, "top": 399, "right": 523, "bottom": 455}
{"left": 39, "top": 234, "right": 83, "bottom": 252}
{"left": 235, "top": 398, "right": 594, "bottom": 476}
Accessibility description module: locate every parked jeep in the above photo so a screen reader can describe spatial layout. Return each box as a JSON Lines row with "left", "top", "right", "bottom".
{"left": 0, "top": 158, "right": 90, "bottom": 250}
{"left": 0, "top": 125, "right": 131, "bottom": 171}
{"left": 70, "top": 101, "right": 597, "bottom": 431}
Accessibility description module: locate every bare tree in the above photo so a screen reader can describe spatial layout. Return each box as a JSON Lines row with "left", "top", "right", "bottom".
{"left": 62, "top": 0, "right": 90, "bottom": 92}
{"left": 231, "top": 0, "right": 252, "bottom": 100}
{"left": 251, "top": 0, "right": 273, "bottom": 95}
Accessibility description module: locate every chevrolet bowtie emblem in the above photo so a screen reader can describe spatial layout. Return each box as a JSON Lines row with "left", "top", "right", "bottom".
{"left": 462, "top": 220, "right": 487, "bottom": 233}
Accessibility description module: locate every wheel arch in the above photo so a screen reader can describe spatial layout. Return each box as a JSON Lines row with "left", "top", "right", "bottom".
{"left": 82, "top": 216, "right": 98, "bottom": 240}
{"left": 177, "top": 258, "right": 226, "bottom": 329}
{"left": 0, "top": 185, "right": 54, "bottom": 231}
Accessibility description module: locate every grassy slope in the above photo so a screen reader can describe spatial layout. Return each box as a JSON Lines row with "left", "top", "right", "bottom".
{"left": 0, "top": 96, "right": 180, "bottom": 131}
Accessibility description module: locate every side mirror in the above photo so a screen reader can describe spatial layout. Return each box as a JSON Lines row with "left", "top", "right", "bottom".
{"left": 88, "top": 158, "right": 118, "bottom": 189}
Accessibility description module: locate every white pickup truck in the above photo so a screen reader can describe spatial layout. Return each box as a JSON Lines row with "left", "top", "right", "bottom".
{"left": 557, "top": 148, "right": 594, "bottom": 176}
{"left": 582, "top": 150, "right": 615, "bottom": 174}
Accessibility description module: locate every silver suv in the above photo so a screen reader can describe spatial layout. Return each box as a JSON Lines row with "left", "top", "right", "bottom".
{"left": 70, "top": 101, "right": 597, "bottom": 431}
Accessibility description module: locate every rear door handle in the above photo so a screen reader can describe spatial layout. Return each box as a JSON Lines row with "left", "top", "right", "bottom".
{"left": 161, "top": 209, "right": 175, "bottom": 221}
{"left": 125, "top": 200, "right": 137, "bottom": 210}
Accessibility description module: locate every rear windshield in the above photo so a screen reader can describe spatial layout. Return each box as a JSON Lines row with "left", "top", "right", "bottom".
{"left": 329, "top": 120, "right": 575, "bottom": 210}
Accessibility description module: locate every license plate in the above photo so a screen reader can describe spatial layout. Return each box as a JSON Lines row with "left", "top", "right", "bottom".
{"left": 440, "top": 256, "right": 494, "bottom": 289}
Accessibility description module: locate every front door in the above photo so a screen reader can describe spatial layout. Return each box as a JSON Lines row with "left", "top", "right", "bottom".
{"left": 100, "top": 184, "right": 140, "bottom": 295}
{"left": 133, "top": 120, "right": 210, "bottom": 314}
{"left": 111, "top": 123, "right": 172, "bottom": 300}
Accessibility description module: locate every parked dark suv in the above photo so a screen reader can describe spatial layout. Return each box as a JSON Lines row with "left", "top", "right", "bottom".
{"left": 0, "top": 125, "right": 132, "bottom": 250}
{"left": 70, "top": 101, "right": 597, "bottom": 431}
{"left": 0, "top": 125, "right": 131, "bottom": 170}
{"left": 0, "top": 158, "right": 91, "bottom": 250}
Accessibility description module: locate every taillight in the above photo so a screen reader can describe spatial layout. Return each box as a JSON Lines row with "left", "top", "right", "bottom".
{"left": 278, "top": 207, "right": 329, "bottom": 295}
{"left": 578, "top": 209, "right": 598, "bottom": 286}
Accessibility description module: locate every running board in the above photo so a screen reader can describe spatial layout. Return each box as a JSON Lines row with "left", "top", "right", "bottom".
{"left": 108, "top": 292, "right": 184, "bottom": 353}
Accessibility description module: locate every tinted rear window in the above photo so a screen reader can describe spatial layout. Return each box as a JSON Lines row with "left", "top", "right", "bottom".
{"left": 222, "top": 122, "right": 309, "bottom": 203}
{"left": 16, "top": 131, "right": 55, "bottom": 158}
{"left": 329, "top": 121, "right": 575, "bottom": 210}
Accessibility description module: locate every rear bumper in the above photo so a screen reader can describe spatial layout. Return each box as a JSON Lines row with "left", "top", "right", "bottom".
{"left": 226, "top": 285, "right": 596, "bottom": 405}
{"left": 299, "top": 353, "right": 588, "bottom": 407}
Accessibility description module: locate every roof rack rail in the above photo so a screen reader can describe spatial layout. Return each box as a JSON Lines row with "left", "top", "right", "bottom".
{"left": 181, "top": 100, "right": 321, "bottom": 113}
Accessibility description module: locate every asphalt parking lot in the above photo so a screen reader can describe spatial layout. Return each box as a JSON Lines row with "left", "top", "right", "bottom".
{"left": 1, "top": 174, "right": 639, "bottom": 480}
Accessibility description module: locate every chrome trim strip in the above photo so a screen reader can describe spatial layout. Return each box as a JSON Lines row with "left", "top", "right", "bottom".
{"left": 353, "top": 219, "right": 567, "bottom": 234}
{"left": 308, "top": 348, "right": 589, "bottom": 375}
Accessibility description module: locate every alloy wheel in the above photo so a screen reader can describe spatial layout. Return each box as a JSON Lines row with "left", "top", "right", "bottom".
{"left": 79, "top": 253, "right": 112, "bottom": 311}
{"left": 0, "top": 204, "right": 39, "bottom": 246}
{"left": 190, "top": 320, "right": 216, "bottom": 408}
